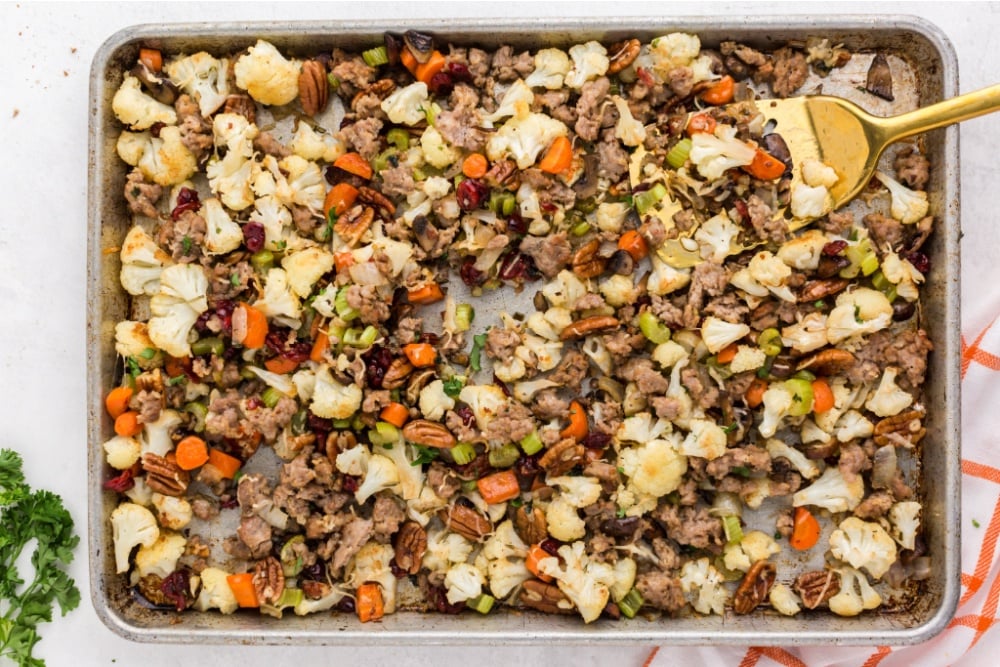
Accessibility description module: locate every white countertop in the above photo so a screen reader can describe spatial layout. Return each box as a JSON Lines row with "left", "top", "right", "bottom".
{"left": 2, "top": 2, "right": 998, "bottom": 665}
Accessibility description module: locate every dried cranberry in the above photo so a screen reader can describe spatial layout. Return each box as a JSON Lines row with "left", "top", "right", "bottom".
{"left": 219, "top": 495, "right": 239, "bottom": 510}
{"left": 492, "top": 373, "right": 511, "bottom": 397}
{"left": 498, "top": 251, "right": 537, "bottom": 281}
{"left": 246, "top": 397, "right": 264, "bottom": 410}
{"left": 539, "top": 538, "right": 563, "bottom": 556}
{"left": 363, "top": 345, "right": 394, "bottom": 389}
{"left": 505, "top": 212, "right": 527, "bottom": 236}
{"left": 454, "top": 453, "right": 491, "bottom": 481}
{"left": 459, "top": 256, "right": 487, "bottom": 287}
{"left": 171, "top": 187, "right": 201, "bottom": 221}
{"left": 540, "top": 200, "right": 558, "bottom": 213}
{"left": 822, "top": 240, "right": 849, "bottom": 256}
{"left": 343, "top": 475, "right": 360, "bottom": 493}
{"left": 444, "top": 61, "right": 471, "bottom": 82}
{"left": 301, "top": 560, "right": 327, "bottom": 582}
{"left": 307, "top": 414, "right": 333, "bottom": 433}
{"left": 103, "top": 468, "right": 135, "bottom": 493}
{"left": 336, "top": 596, "right": 356, "bottom": 613}
{"left": 160, "top": 569, "right": 191, "bottom": 612}
{"left": 243, "top": 221, "right": 266, "bottom": 252}
{"left": 454, "top": 405, "right": 476, "bottom": 428}
{"left": 733, "top": 199, "right": 750, "bottom": 224}
{"left": 149, "top": 122, "right": 165, "bottom": 138}
{"left": 427, "top": 71, "right": 454, "bottom": 96}
{"left": 196, "top": 299, "right": 235, "bottom": 335}
{"left": 581, "top": 432, "right": 612, "bottom": 450}
{"left": 390, "top": 561, "right": 409, "bottom": 579}
{"left": 456, "top": 178, "right": 489, "bottom": 211}
{"left": 904, "top": 251, "right": 931, "bottom": 275}
{"left": 265, "top": 329, "right": 312, "bottom": 362}
{"left": 514, "top": 454, "right": 542, "bottom": 479}
{"left": 425, "top": 583, "right": 465, "bottom": 614}
{"left": 636, "top": 66, "right": 656, "bottom": 87}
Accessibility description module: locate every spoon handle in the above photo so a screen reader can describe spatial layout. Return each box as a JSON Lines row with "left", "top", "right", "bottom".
{"left": 879, "top": 83, "right": 1000, "bottom": 142}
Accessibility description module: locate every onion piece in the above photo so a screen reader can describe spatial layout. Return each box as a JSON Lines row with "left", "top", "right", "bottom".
{"left": 871, "top": 444, "right": 898, "bottom": 490}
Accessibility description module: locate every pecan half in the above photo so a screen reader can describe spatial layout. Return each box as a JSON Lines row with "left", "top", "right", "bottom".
{"left": 381, "top": 357, "right": 414, "bottom": 390}
{"left": 571, "top": 239, "right": 606, "bottom": 279}
{"left": 559, "top": 315, "right": 620, "bottom": 341}
{"left": 796, "top": 348, "right": 856, "bottom": 375}
{"left": 298, "top": 60, "right": 329, "bottom": 116}
{"left": 334, "top": 205, "right": 375, "bottom": 246}
{"left": 798, "top": 278, "right": 849, "bottom": 303}
{"left": 538, "top": 438, "right": 586, "bottom": 476}
{"left": 358, "top": 185, "right": 396, "bottom": 216}
{"left": 794, "top": 569, "right": 840, "bottom": 609}
{"left": 437, "top": 504, "right": 492, "bottom": 541}
{"left": 394, "top": 521, "right": 428, "bottom": 575}
{"left": 733, "top": 560, "right": 777, "bottom": 614}
{"left": 874, "top": 408, "right": 926, "bottom": 447}
{"left": 224, "top": 94, "right": 256, "bottom": 124}
{"left": 251, "top": 556, "right": 285, "bottom": 605}
{"left": 512, "top": 504, "right": 548, "bottom": 546}
{"left": 607, "top": 38, "right": 641, "bottom": 74}
{"left": 326, "top": 430, "right": 357, "bottom": 463}
{"left": 134, "top": 368, "right": 165, "bottom": 393}
{"left": 484, "top": 158, "right": 518, "bottom": 189}
{"left": 519, "top": 579, "right": 574, "bottom": 614}
{"left": 142, "top": 452, "right": 189, "bottom": 496}
{"left": 402, "top": 419, "right": 457, "bottom": 449}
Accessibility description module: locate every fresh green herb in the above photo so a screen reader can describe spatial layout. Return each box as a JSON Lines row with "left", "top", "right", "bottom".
{"left": 0, "top": 449, "right": 80, "bottom": 666}
{"left": 411, "top": 445, "right": 440, "bottom": 467}
{"left": 616, "top": 507, "right": 627, "bottom": 518}
{"left": 722, "top": 423, "right": 738, "bottom": 434}
{"left": 774, "top": 531, "right": 784, "bottom": 540}
{"left": 181, "top": 235, "right": 193, "bottom": 255}
{"left": 442, "top": 377, "right": 464, "bottom": 398}
{"left": 973, "top": 519, "right": 981, "bottom": 528}
{"left": 509, "top": 498, "right": 524, "bottom": 508}
{"left": 814, "top": 299, "right": 827, "bottom": 310}
{"left": 229, "top": 272, "right": 241, "bottom": 287}
{"left": 125, "top": 356, "right": 142, "bottom": 378}
{"left": 167, "top": 374, "right": 187, "bottom": 386}
{"left": 470, "top": 333, "right": 488, "bottom": 372}
{"left": 854, "top": 305, "right": 863, "bottom": 324}
{"left": 616, "top": 466, "right": 625, "bottom": 475}
{"left": 731, "top": 465, "right": 751, "bottom": 478}
{"left": 139, "top": 347, "right": 156, "bottom": 360}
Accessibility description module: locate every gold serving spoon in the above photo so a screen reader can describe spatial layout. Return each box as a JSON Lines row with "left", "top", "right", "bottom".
{"left": 641, "top": 84, "right": 1000, "bottom": 268}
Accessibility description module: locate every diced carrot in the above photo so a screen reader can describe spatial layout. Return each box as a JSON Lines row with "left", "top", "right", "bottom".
{"left": 617, "top": 230, "right": 649, "bottom": 261}
{"left": 105, "top": 386, "right": 134, "bottom": 419}
{"left": 333, "top": 152, "right": 373, "bottom": 180}
{"left": 207, "top": 448, "right": 242, "bottom": 479}
{"left": 407, "top": 282, "right": 444, "bottom": 305}
{"left": 323, "top": 182, "right": 359, "bottom": 219}
{"left": 380, "top": 402, "right": 410, "bottom": 428}
{"left": 403, "top": 343, "right": 437, "bottom": 368}
{"left": 744, "top": 147, "right": 787, "bottom": 180}
{"left": 236, "top": 303, "right": 268, "bottom": 350}
{"left": 310, "top": 330, "right": 330, "bottom": 363}
{"left": 414, "top": 50, "right": 447, "bottom": 85}
{"left": 686, "top": 112, "right": 717, "bottom": 136}
{"left": 476, "top": 469, "right": 521, "bottom": 504}
{"left": 716, "top": 343, "right": 739, "bottom": 365}
{"left": 175, "top": 435, "right": 210, "bottom": 471}
{"left": 356, "top": 582, "right": 385, "bottom": 622}
{"left": 334, "top": 252, "right": 355, "bottom": 273}
{"left": 525, "top": 544, "right": 554, "bottom": 583}
{"left": 745, "top": 378, "right": 768, "bottom": 408}
{"left": 399, "top": 46, "right": 419, "bottom": 76}
{"left": 811, "top": 378, "right": 836, "bottom": 414}
{"left": 559, "top": 400, "right": 588, "bottom": 441}
{"left": 226, "top": 573, "right": 259, "bottom": 608}
{"left": 700, "top": 75, "right": 735, "bottom": 105}
{"left": 462, "top": 153, "right": 489, "bottom": 179}
{"left": 790, "top": 506, "right": 821, "bottom": 551}
{"left": 537, "top": 135, "right": 573, "bottom": 174}
{"left": 114, "top": 411, "right": 142, "bottom": 437}
{"left": 264, "top": 356, "right": 300, "bottom": 375}
{"left": 139, "top": 48, "right": 162, "bottom": 73}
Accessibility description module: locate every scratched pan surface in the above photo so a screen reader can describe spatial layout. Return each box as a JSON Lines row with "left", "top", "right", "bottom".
{"left": 86, "top": 16, "right": 961, "bottom": 645}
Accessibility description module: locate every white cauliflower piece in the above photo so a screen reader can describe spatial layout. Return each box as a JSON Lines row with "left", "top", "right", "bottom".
{"left": 888, "top": 501, "right": 921, "bottom": 551}
{"left": 769, "top": 584, "right": 802, "bottom": 616}
{"left": 729, "top": 345, "right": 766, "bottom": 373}
{"left": 835, "top": 409, "right": 874, "bottom": 443}
{"left": 766, "top": 438, "right": 820, "bottom": 480}
{"left": 310, "top": 364, "right": 363, "bottom": 420}
{"left": 112, "top": 74, "right": 177, "bottom": 129}
{"left": 609, "top": 558, "right": 637, "bottom": 603}
{"left": 347, "top": 542, "right": 397, "bottom": 613}
{"left": 103, "top": 435, "right": 141, "bottom": 470}
{"left": 790, "top": 182, "right": 833, "bottom": 219}
{"left": 524, "top": 48, "right": 572, "bottom": 90}
{"left": 233, "top": 39, "right": 301, "bottom": 106}
{"left": 679, "top": 418, "right": 727, "bottom": 461}
{"left": 537, "top": 541, "right": 617, "bottom": 623}
{"left": 611, "top": 95, "right": 646, "bottom": 147}
{"left": 380, "top": 81, "right": 430, "bottom": 126}
{"left": 281, "top": 247, "right": 335, "bottom": 298}
{"left": 114, "top": 321, "right": 158, "bottom": 364}
{"left": 665, "top": 357, "right": 695, "bottom": 427}
{"left": 151, "top": 493, "right": 193, "bottom": 531}
{"left": 134, "top": 531, "right": 187, "bottom": 579}
{"left": 564, "top": 41, "right": 609, "bottom": 89}
{"left": 420, "top": 126, "right": 460, "bottom": 169}
{"left": 596, "top": 201, "right": 628, "bottom": 233}
{"left": 600, "top": 274, "right": 639, "bottom": 307}
{"left": 875, "top": 171, "right": 929, "bottom": 224}
{"left": 376, "top": 439, "right": 424, "bottom": 502}
{"left": 548, "top": 476, "right": 603, "bottom": 508}
{"left": 212, "top": 112, "right": 258, "bottom": 155}
{"left": 486, "top": 111, "right": 569, "bottom": 170}
{"left": 781, "top": 313, "right": 829, "bottom": 354}
{"left": 651, "top": 340, "right": 688, "bottom": 371}
{"left": 140, "top": 408, "right": 183, "bottom": 457}
{"left": 493, "top": 356, "right": 527, "bottom": 383}
{"left": 484, "top": 79, "right": 535, "bottom": 123}
{"left": 289, "top": 121, "right": 346, "bottom": 163}
{"left": 110, "top": 502, "right": 160, "bottom": 574}
{"left": 293, "top": 585, "right": 349, "bottom": 616}
{"left": 826, "top": 288, "right": 893, "bottom": 344}
{"left": 689, "top": 126, "right": 756, "bottom": 180}
{"left": 793, "top": 466, "right": 864, "bottom": 513}
{"left": 334, "top": 443, "right": 369, "bottom": 477}
{"left": 200, "top": 197, "right": 244, "bottom": 255}
{"left": 117, "top": 127, "right": 198, "bottom": 186}
{"left": 512, "top": 378, "right": 560, "bottom": 404}
{"left": 254, "top": 267, "right": 301, "bottom": 324}
{"left": 444, "top": 562, "right": 485, "bottom": 605}
{"left": 748, "top": 250, "right": 794, "bottom": 301}
{"left": 194, "top": 567, "right": 239, "bottom": 614}
{"left": 458, "top": 384, "right": 509, "bottom": 432}
{"left": 251, "top": 195, "right": 294, "bottom": 251}
{"left": 257, "top": 154, "right": 326, "bottom": 213}
{"left": 540, "top": 270, "right": 589, "bottom": 308}
{"left": 617, "top": 412, "right": 671, "bottom": 444}
{"left": 864, "top": 367, "right": 914, "bottom": 418}
{"left": 694, "top": 212, "right": 741, "bottom": 264}
{"left": 423, "top": 527, "right": 475, "bottom": 575}
{"left": 679, "top": 557, "right": 727, "bottom": 615}
{"left": 546, "top": 495, "right": 587, "bottom": 542}
{"left": 801, "top": 158, "right": 839, "bottom": 189}
{"left": 520, "top": 335, "right": 562, "bottom": 372}
{"left": 881, "top": 252, "right": 924, "bottom": 302}
{"left": 701, "top": 316, "right": 750, "bottom": 354}
{"left": 801, "top": 417, "right": 832, "bottom": 444}
{"left": 618, "top": 437, "right": 687, "bottom": 498}
{"left": 147, "top": 263, "right": 209, "bottom": 357}
{"left": 418, "top": 379, "right": 456, "bottom": 422}
{"left": 729, "top": 267, "right": 769, "bottom": 298}
{"left": 649, "top": 33, "right": 702, "bottom": 72}
{"left": 119, "top": 225, "right": 173, "bottom": 296}
{"left": 476, "top": 520, "right": 531, "bottom": 599}
{"left": 124, "top": 477, "right": 153, "bottom": 507}
{"left": 205, "top": 113, "right": 259, "bottom": 210}
{"left": 829, "top": 566, "right": 882, "bottom": 617}
{"left": 723, "top": 530, "right": 782, "bottom": 572}
{"left": 165, "top": 52, "right": 230, "bottom": 116}
{"left": 778, "top": 229, "right": 829, "bottom": 271}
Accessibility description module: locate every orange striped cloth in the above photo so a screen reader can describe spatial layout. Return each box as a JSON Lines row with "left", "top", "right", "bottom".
{"left": 644, "top": 315, "right": 1000, "bottom": 666}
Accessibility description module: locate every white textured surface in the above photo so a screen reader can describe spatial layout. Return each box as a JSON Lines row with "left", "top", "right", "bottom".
{"left": 0, "top": 2, "right": 996, "bottom": 665}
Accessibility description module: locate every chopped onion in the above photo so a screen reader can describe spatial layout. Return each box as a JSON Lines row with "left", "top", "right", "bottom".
{"left": 246, "top": 366, "right": 297, "bottom": 396}
{"left": 709, "top": 492, "right": 743, "bottom": 519}
{"left": 871, "top": 444, "right": 898, "bottom": 490}
{"left": 348, "top": 261, "right": 387, "bottom": 286}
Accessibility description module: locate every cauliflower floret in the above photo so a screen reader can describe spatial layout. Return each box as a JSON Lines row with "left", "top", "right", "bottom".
{"left": 611, "top": 95, "right": 646, "bottom": 147}
{"left": 537, "top": 541, "right": 617, "bottom": 623}
{"left": 147, "top": 263, "right": 209, "bottom": 357}
{"left": 766, "top": 438, "right": 820, "bottom": 480}
{"left": 353, "top": 454, "right": 400, "bottom": 504}
{"left": 651, "top": 340, "right": 688, "bottom": 370}
{"left": 693, "top": 212, "right": 741, "bottom": 263}
{"left": 347, "top": 542, "right": 397, "bottom": 613}
{"left": 375, "top": 438, "right": 424, "bottom": 502}
{"left": 444, "top": 562, "right": 486, "bottom": 605}
{"left": 880, "top": 252, "right": 924, "bottom": 302}
{"left": 254, "top": 267, "right": 301, "bottom": 324}
{"left": 619, "top": 436, "right": 687, "bottom": 498}
{"left": 864, "top": 367, "right": 913, "bottom": 418}
{"left": 548, "top": 476, "right": 603, "bottom": 508}
{"left": 420, "top": 126, "right": 461, "bottom": 169}
{"left": 475, "top": 520, "right": 531, "bottom": 599}
{"left": 378, "top": 81, "right": 430, "bottom": 126}
{"left": 255, "top": 154, "right": 326, "bottom": 213}
{"left": 723, "top": 530, "right": 782, "bottom": 572}
{"left": 524, "top": 48, "right": 572, "bottom": 90}
{"left": 110, "top": 502, "right": 160, "bottom": 574}
{"left": 140, "top": 408, "right": 183, "bottom": 457}
{"left": 289, "top": 121, "right": 346, "bottom": 163}
{"left": 597, "top": 273, "right": 637, "bottom": 308}
{"left": 251, "top": 195, "right": 294, "bottom": 251}
{"left": 649, "top": 32, "right": 702, "bottom": 72}
{"left": 512, "top": 378, "right": 560, "bottom": 404}
{"left": 665, "top": 357, "right": 695, "bottom": 427}
{"left": 545, "top": 495, "right": 587, "bottom": 542}
{"left": 484, "top": 79, "right": 535, "bottom": 124}
{"left": 151, "top": 492, "right": 193, "bottom": 531}
{"left": 124, "top": 476, "right": 153, "bottom": 507}
{"left": 563, "top": 41, "right": 609, "bottom": 89}
{"left": 689, "top": 126, "right": 756, "bottom": 180}
{"left": 781, "top": 313, "right": 829, "bottom": 354}
{"left": 801, "top": 158, "right": 839, "bottom": 189}
{"left": 777, "top": 229, "right": 829, "bottom": 271}
{"left": 193, "top": 567, "right": 240, "bottom": 614}
{"left": 609, "top": 558, "right": 638, "bottom": 604}
{"left": 874, "top": 170, "right": 929, "bottom": 224}
{"left": 888, "top": 501, "right": 921, "bottom": 551}
{"left": 701, "top": 316, "right": 750, "bottom": 354}
{"left": 119, "top": 225, "right": 173, "bottom": 296}
{"left": 747, "top": 250, "right": 795, "bottom": 302}
{"left": 419, "top": 379, "right": 456, "bottom": 422}
{"left": 790, "top": 182, "right": 833, "bottom": 219}
{"left": 334, "top": 442, "right": 369, "bottom": 477}
{"left": 493, "top": 356, "right": 527, "bottom": 383}
{"left": 835, "top": 409, "right": 874, "bottom": 443}
{"left": 829, "top": 566, "right": 882, "bottom": 617}
{"left": 679, "top": 418, "right": 727, "bottom": 461}
{"left": 826, "top": 287, "right": 893, "bottom": 344}
{"left": 206, "top": 146, "right": 257, "bottom": 211}
{"left": 793, "top": 466, "right": 864, "bottom": 513}
{"left": 310, "top": 364, "right": 363, "bottom": 420}
{"left": 293, "top": 585, "right": 349, "bottom": 616}
{"left": 115, "top": 321, "right": 159, "bottom": 367}
{"left": 112, "top": 73, "right": 178, "bottom": 129}
{"left": 165, "top": 52, "right": 230, "bottom": 116}
{"left": 730, "top": 345, "right": 766, "bottom": 373}
{"left": 103, "top": 435, "right": 141, "bottom": 470}
{"left": 520, "top": 335, "right": 562, "bottom": 372}
{"left": 679, "top": 557, "right": 727, "bottom": 615}
{"left": 769, "top": 584, "right": 802, "bottom": 616}
{"left": 200, "top": 197, "right": 244, "bottom": 255}
{"left": 117, "top": 127, "right": 198, "bottom": 186}
{"left": 233, "top": 39, "right": 301, "bottom": 106}
{"left": 134, "top": 531, "right": 187, "bottom": 579}
{"left": 486, "top": 111, "right": 569, "bottom": 170}
{"left": 617, "top": 412, "right": 671, "bottom": 444}
{"left": 280, "top": 247, "right": 335, "bottom": 299}
{"left": 423, "top": 527, "right": 475, "bottom": 575}
{"left": 458, "top": 384, "right": 509, "bottom": 432}
{"left": 596, "top": 201, "right": 629, "bottom": 233}
{"left": 540, "top": 270, "right": 589, "bottom": 308}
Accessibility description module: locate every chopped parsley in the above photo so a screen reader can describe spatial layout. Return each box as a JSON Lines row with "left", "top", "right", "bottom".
{"left": 731, "top": 466, "right": 752, "bottom": 478}
{"left": 167, "top": 374, "right": 187, "bottom": 386}
{"left": 973, "top": 519, "right": 981, "bottom": 528}
{"left": 411, "top": 445, "right": 439, "bottom": 466}
{"left": 230, "top": 272, "right": 241, "bottom": 287}
{"left": 125, "top": 356, "right": 142, "bottom": 378}
{"left": 181, "top": 235, "right": 193, "bottom": 256}
{"left": 442, "top": 377, "right": 465, "bottom": 398}
{"left": 722, "top": 423, "right": 738, "bottom": 434}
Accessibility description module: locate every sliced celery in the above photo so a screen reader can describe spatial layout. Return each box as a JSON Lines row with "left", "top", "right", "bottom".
{"left": 488, "top": 443, "right": 521, "bottom": 469}
{"left": 467, "top": 593, "right": 496, "bottom": 614}
{"left": 757, "top": 327, "right": 782, "bottom": 357}
{"left": 519, "top": 431, "right": 544, "bottom": 456}
{"left": 261, "top": 387, "right": 283, "bottom": 409}
{"left": 617, "top": 588, "right": 644, "bottom": 619}
{"left": 638, "top": 311, "right": 672, "bottom": 344}
{"left": 450, "top": 442, "right": 477, "bottom": 465}
{"left": 665, "top": 138, "right": 693, "bottom": 169}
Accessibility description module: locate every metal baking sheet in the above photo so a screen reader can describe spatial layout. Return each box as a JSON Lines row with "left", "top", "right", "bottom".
{"left": 86, "top": 15, "right": 961, "bottom": 645}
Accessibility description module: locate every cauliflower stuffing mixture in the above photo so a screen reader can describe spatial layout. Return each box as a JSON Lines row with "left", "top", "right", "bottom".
{"left": 104, "top": 31, "right": 935, "bottom": 623}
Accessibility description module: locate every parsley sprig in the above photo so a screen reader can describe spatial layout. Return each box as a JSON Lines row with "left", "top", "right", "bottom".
{"left": 0, "top": 449, "right": 80, "bottom": 666}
